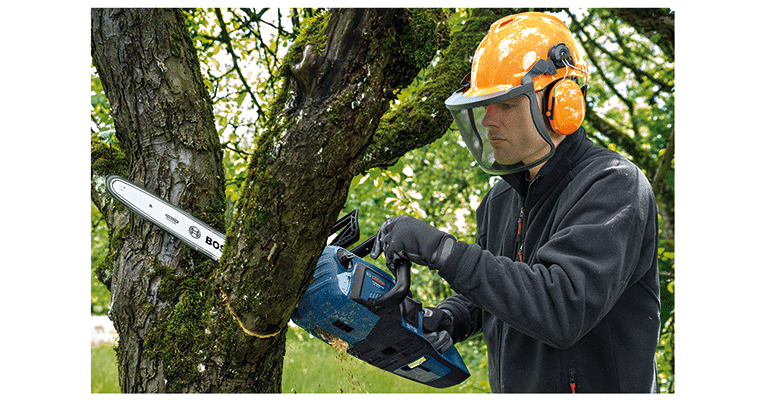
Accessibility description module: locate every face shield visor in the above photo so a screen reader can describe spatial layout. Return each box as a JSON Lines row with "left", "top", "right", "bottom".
{"left": 445, "top": 62, "right": 558, "bottom": 176}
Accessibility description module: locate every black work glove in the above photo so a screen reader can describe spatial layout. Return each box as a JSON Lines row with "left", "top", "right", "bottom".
{"left": 422, "top": 307, "right": 454, "bottom": 334}
{"left": 424, "top": 330, "right": 454, "bottom": 354}
{"left": 422, "top": 307, "right": 456, "bottom": 354}
{"left": 370, "top": 215, "right": 456, "bottom": 271}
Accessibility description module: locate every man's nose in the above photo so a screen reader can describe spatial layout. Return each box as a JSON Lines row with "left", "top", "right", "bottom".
{"left": 481, "top": 105, "right": 496, "bottom": 127}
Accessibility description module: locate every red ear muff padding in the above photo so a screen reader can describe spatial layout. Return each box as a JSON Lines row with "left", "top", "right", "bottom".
{"left": 545, "top": 78, "right": 586, "bottom": 135}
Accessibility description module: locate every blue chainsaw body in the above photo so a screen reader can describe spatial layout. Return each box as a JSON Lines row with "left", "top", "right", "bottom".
{"left": 292, "top": 245, "right": 470, "bottom": 388}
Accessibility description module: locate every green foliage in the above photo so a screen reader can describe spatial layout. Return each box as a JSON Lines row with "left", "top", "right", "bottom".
{"left": 90, "top": 69, "right": 126, "bottom": 178}
{"left": 345, "top": 128, "right": 492, "bottom": 306}
{"left": 90, "top": 203, "right": 110, "bottom": 314}
{"left": 90, "top": 68, "right": 122, "bottom": 311}
{"left": 568, "top": 8, "right": 674, "bottom": 173}
{"left": 90, "top": 70, "right": 112, "bottom": 130}
{"left": 656, "top": 309, "right": 675, "bottom": 393}
{"left": 91, "top": 204, "right": 110, "bottom": 315}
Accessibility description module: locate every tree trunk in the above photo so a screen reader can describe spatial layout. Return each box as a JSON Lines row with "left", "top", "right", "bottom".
{"left": 90, "top": 8, "right": 264, "bottom": 392}
{"left": 213, "top": 8, "right": 448, "bottom": 391}
{"left": 91, "top": 7, "right": 448, "bottom": 393}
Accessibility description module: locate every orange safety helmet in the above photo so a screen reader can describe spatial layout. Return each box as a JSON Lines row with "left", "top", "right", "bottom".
{"left": 445, "top": 12, "right": 589, "bottom": 175}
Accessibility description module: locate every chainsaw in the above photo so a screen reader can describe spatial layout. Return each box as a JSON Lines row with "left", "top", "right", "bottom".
{"left": 104, "top": 175, "right": 470, "bottom": 388}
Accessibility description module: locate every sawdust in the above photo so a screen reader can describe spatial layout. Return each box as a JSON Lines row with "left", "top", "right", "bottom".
{"left": 313, "top": 327, "right": 349, "bottom": 352}
{"left": 312, "top": 327, "right": 366, "bottom": 392}
{"left": 219, "top": 287, "right": 281, "bottom": 338}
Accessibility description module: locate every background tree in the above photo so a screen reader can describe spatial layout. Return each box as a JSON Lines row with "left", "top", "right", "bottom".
{"left": 92, "top": 7, "right": 674, "bottom": 393}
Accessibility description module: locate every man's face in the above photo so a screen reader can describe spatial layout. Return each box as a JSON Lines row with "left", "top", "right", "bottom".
{"left": 480, "top": 92, "right": 550, "bottom": 166}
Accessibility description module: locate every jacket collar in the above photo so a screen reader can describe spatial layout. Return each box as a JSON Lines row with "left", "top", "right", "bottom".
{"left": 501, "top": 127, "right": 587, "bottom": 197}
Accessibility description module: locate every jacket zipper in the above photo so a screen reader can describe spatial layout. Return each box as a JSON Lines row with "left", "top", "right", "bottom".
{"left": 516, "top": 176, "right": 538, "bottom": 262}
{"left": 516, "top": 207, "right": 525, "bottom": 261}
{"left": 569, "top": 370, "right": 576, "bottom": 393}
{"left": 501, "top": 176, "right": 538, "bottom": 391}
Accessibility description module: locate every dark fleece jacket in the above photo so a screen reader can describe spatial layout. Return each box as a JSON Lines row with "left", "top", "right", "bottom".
{"left": 437, "top": 128, "right": 660, "bottom": 393}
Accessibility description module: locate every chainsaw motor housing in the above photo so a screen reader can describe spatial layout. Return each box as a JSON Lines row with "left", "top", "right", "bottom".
{"left": 292, "top": 245, "right": 470, "bottom": 388}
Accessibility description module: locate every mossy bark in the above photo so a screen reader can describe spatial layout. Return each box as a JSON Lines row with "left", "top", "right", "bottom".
{"left": 215, "top": 9, "right": 451, "bottom": 392}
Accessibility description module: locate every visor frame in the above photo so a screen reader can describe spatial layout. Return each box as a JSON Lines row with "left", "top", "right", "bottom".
{"left": 445, "top": 79, "right": 535, "bottom": 111}
{"left": 445, "top": 80, "right": 556, "bottom": 176}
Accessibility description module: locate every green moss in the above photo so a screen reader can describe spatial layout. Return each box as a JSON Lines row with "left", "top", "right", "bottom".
{"left": 189, "top": 189, "right": 227, "bottom": 233}
{"left": 282, "top": 11, "right": 330, "bottom": 71}
{"left": 355, "top": 9, "right": 503, "bottom": 174}
{"left": 238, "top": 167, "right": 281, "bottom": 238}
{"left": 141, "top": 259, "right": 222, "bottom": 392}
{"left": 94, "top": 223, "right": 130, "bottom": 288}
{"left": 113, "top": 340, "right": 125, "bottom": 380}
{"left": 326, "top": 89, "right": 356, "bottom": 128}
{"left": 91, "top": 133, "right": 129, "bottom": 177}
{"left": 153, "top": 262, "right": 177, "bottom": 300}
{"left": 387, "top": 9, "right": 450, "bottom": 71}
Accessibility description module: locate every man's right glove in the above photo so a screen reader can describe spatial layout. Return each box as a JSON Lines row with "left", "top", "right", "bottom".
{"left": 369, "top": 215, "right": 456, "bottom": 272}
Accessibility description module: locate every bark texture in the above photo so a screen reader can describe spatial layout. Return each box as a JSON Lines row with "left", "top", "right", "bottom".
{"left": 91, "top": 8, "right": 245, "bottom": 392}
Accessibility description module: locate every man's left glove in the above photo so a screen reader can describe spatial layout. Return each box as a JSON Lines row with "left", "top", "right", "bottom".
{"left": 423, "top": 330, "right": 454, "bottom": 354}
{"left": 370, "top": 215, "right": 456, "bottom": 271}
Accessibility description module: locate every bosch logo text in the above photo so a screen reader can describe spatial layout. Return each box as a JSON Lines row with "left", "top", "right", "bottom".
{"left": 206, "top": 236, "right": 223, "bottom": 251}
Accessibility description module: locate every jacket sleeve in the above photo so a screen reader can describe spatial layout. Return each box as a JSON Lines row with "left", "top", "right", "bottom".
{"left": 434, "top": 203, "right": 492, "bottom": 345}
{"left": 437, "top": 159, "right": 658, "bottom": 349}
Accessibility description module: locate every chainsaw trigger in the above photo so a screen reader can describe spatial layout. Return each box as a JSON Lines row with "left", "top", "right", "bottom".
{"left": 336, "top": 248, "right": 355, "bottom": 270}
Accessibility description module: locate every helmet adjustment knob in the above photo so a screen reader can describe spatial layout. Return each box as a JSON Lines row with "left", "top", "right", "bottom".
{"left": 548, "top": 43, "right": 572, "bottom": 68}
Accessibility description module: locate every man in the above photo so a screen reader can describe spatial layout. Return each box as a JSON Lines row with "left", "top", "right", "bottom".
{"left": 370, "top": 12, "right": 660, "bottom": 393}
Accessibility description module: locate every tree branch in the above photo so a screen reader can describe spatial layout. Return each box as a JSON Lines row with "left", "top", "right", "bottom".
{"left": 652, "top": 127, "right": 674, "bottom": 201}
{"left": 568, "top": 10, "right": 673, "bottom": 93}
{"left": 608, "top": 8, "right": 674, "bottom": 61}
{"left": 217, "top": 8, "right": 451, "bottom": 342}
{"left": 584, "top": 105, "right": 656, "bottom": 177}
{"left": 215, "top": 8, "right": 266, "bottom": 120}
{"left": 355, "top": 8, "right": 515, "bottom": 174}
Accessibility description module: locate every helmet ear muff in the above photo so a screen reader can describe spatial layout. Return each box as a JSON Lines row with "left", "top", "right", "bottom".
{"left": 544, "top": 78, "right": 586, "bottom": 135}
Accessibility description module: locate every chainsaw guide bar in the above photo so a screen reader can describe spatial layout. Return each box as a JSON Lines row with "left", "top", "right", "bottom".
{"left": 105, "top": 175, "right": 225, "bottom": 261}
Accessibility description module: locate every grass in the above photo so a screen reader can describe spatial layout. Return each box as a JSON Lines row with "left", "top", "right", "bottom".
{"left": 91, "top": 344, "right": 121, "bottom": 393}
{"left": 282, "top": 325, "right": 488, "bottom": 393}
{"left": 91, "top": 325, "right": 488, "bottom": 393}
